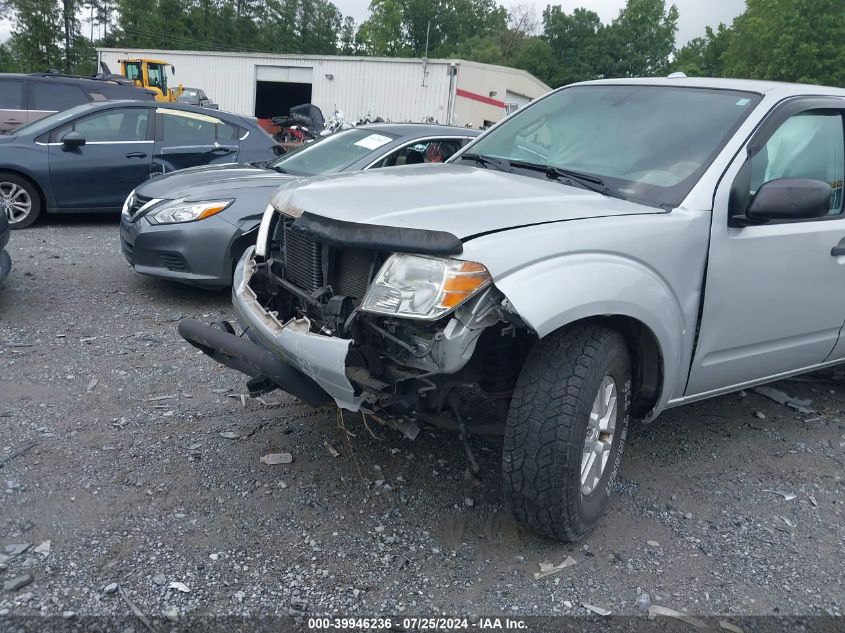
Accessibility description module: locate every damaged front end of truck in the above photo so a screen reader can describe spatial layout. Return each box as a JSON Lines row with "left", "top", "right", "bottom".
{"left": 179, "top": 198, "right": 535, "bottom": 439}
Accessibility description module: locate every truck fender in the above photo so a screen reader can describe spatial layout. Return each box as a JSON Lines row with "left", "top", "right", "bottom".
{"left": 494, "top": 253, "right": 689, "bottom": 411}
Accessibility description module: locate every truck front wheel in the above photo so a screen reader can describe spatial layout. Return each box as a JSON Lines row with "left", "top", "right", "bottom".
{"left": 503, "top": 324, "right": 631, "bottom": 541}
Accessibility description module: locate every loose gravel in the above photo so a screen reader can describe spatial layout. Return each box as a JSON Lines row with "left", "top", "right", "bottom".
{"left": 0, "top": 218, "right": 843, "bottom": 622}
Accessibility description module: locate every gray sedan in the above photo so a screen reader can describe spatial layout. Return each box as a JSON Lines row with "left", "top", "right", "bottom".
{"left": 119, "top": 124, "right": 479, "bottom": 288}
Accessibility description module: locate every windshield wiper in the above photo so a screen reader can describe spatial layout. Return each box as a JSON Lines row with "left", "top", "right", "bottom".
{"left": 458, "top": 153, "right": 513, "bottom": 173}
{"left": 508, "top": 160, "right": 610, "bottom": 196}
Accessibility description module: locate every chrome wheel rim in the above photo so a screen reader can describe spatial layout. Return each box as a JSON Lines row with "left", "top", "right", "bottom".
{"left": 581, "top": 375, "right": 617, "bottom": 496}
{"left": 0, "top": 182, "right": 32, "bottom": 224}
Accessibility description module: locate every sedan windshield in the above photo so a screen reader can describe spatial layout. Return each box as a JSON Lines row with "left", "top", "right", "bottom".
{"left": 464, "top": 84, "right": 762, "bottom": 208}
{"left": 269, "top": 128, "right": 399, "bottom": 176}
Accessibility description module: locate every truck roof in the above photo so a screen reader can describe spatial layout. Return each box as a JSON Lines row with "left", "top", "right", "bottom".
{"left": 576, "top": 76, "right": 845, "bottom": 99}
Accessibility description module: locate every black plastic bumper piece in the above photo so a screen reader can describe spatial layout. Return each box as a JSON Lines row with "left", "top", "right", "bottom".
{"left": 292, "top": 211, "right": 464, "bottom": 256}
{"left": 0, "top": 249, "right": 11, "bottom": 285}
{"left": 177, "top": 319, "right": 332, "bottom": 408}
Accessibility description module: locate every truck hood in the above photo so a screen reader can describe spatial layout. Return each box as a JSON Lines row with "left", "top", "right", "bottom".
{"left": 138, "top": 163, "right": 295, "bottom": 199}
{"left": 271, "top": 163, "right": 663, "bottom": 240}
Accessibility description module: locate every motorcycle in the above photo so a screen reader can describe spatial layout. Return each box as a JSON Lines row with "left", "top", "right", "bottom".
{"left": 320, "top": 109, "right": 354, "bottom": 136}
{"left": 270, "top": 103, "right": 326, "bottom": 143}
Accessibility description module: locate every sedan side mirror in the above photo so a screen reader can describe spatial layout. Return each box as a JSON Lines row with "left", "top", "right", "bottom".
{"left": 746, "top": 178, "right": 832, "bottom": 221}
{"left": 61, "top": 131, "right": 86, "bottom": 148}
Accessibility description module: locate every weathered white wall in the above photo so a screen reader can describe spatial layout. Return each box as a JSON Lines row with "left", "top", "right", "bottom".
{"left": 97, "top": 49, "right": 550, "bottom": 127}
{"left": 98, "top": 49, "right": 454, "bottom": 123}
{"left": 454, "top": 61, "right": 550, "bottom": 128}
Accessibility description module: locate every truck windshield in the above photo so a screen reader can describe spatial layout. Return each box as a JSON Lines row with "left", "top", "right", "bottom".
{"left": 268, "top": 128, "right": 399, "bottom": 176}
{"left": 463, "top": 84, "right": 762, "bottom": 208}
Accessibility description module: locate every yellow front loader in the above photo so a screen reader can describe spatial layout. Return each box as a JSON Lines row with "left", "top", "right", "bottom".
{"left": 118, "top": 58, "right": 183, "bottom": 102}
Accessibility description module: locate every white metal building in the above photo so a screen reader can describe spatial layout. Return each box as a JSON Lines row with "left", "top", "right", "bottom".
{"left": 97, "top": 48, "right": 551, "bottom": 128}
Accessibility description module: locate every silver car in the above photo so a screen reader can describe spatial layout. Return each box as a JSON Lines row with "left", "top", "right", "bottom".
{"left": 180, "top": 77, "right": 845, "bottom": 540}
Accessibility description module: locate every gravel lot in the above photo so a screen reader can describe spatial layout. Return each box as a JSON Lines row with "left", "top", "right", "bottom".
{"left": 1, "top": 219, "right": 844, "bottom": 626}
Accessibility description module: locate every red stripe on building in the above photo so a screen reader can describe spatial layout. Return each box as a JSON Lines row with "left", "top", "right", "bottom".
{"left": 455, "top": 88, "right": 506, "bottom": 109}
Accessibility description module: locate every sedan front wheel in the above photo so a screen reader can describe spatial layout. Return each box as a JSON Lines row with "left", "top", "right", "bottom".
{"left": 0, "top": 173, "right": 41, "bottom": 229}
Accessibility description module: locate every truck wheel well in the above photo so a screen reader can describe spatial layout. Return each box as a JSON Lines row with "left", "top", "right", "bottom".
{"left": 548, "top": 316, "right": 663, "bottom": 419}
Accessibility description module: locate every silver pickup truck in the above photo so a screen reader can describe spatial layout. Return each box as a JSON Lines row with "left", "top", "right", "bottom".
{"left": 180, "top": 77, "right": 845, "bottom": 541}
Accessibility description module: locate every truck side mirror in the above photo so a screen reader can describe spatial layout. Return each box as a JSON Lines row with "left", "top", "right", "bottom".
{"left": 746, "top": 178, "right": 832, "bottom": 221}
{"left": 170, "top": 65, "right": 176, "bottom": 75}
{"left": 61, "top": 131, "right": 86, "bottom": 149}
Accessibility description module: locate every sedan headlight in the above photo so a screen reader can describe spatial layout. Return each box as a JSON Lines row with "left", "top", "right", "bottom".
{"left": 361, "top": 254, "right": 492, "bottom": 320}
{"left": 121, "top": 189, "right": 136, "bottom": 217}
{"left": 146, "top": 199, "right": 233, "bottom": 225}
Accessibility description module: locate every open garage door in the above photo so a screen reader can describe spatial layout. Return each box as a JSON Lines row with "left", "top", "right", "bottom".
{"left": 254, "top": 65, "right": 313, "bottom": 119}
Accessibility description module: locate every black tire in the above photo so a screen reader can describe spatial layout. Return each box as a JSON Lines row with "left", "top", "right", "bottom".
{"left": 503, "top": 324, "right": 631, "bottom": 541}
{"left": 0, "top": 172, "right": 42, "bottom": 230}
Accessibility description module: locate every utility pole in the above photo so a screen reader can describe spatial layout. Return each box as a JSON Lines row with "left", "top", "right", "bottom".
{"left": 421, "top": 19, "right": 430, "bottom": 87}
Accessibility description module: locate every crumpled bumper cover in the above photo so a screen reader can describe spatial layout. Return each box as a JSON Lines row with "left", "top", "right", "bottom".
{"left": 232, "top": 247, "right": 363, "bottom": 411}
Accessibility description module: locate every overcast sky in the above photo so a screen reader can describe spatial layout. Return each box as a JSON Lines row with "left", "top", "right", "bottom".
{"left": 0, "top": 0, "right": 746, "bottom": 46}
{"left": 336, "top": 0, "right": 745, "bottom": 44}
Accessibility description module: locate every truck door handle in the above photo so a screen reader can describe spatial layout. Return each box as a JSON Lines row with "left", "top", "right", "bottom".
{"left": 211, "top": 147, "right": 233, "bottom": 155}
{"left": 831, "top": 238, "right": 845, "bottom": 256}
{"left": 125, "top": 152, "right": 148, "bottom": 159}
{"left": 3, "top": 119, "right": 22, "bottom": 124}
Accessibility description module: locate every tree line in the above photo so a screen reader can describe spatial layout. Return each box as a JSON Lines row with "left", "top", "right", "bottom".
{"left": 0, "top": 0, "right": 842, "bottom": 88}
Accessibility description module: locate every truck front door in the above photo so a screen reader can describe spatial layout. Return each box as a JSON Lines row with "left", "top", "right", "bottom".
{"left": 686, "top": 101, "right": 845, "bottom": 397}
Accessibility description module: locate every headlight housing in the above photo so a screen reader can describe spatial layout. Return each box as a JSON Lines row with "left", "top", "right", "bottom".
{"left": 361, "top": 254, "right": 492, "bottom": 320}
{"left": 146, "top": 199, "right": 233, "bottom": 224}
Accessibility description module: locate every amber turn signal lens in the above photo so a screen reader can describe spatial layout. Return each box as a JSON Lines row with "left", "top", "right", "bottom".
{"left": 438, "top": 262, "right": 491, "bottom": 309}
{"left": 197, "top": 204, "right": 229, "bottom": 220}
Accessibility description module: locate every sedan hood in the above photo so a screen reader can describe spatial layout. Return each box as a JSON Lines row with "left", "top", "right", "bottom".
{"left": 138, "top": 163, "right": 295, "bottom": 199}
{"left": 271, "top": 163, "right": 662, "bottom": 240}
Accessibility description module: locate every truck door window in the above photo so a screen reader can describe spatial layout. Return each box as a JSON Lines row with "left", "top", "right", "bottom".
{"left": 750, "top": 112, "right": 845, "bottom": 215}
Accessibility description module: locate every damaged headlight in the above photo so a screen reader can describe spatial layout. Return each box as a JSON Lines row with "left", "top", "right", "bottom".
{"left": 146, "top": 199, "right": 233, "bottom": 225}
{"left": 361, "top": 254, "right": 492, "bottom": 320}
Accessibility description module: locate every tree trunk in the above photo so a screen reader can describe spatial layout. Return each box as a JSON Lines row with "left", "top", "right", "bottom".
{"left": 63, "top": 0, "right": 73, "bottom": 72}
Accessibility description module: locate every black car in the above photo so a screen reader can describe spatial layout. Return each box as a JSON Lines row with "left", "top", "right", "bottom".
{"left": 120, "top": 124, "right": 479, "bottom": 288}
{"left": 0, "top": 100, "right": 280, "bottom": 229}
{"left": 0, "top": 207, "right": 10, "bottom": 284}
{"left": 176, "top": 87, "right": 217, "bottom": 109}
{"left": 0, "top": 72, "right": 155, "bottom": 133}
